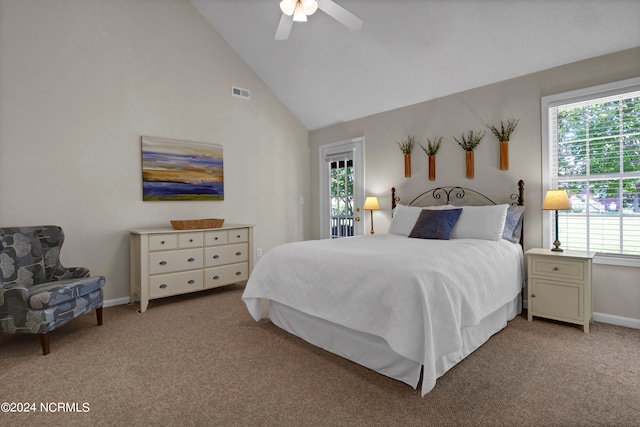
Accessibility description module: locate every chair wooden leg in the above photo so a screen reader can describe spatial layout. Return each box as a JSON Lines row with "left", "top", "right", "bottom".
{"left": 96, "top": 306, "right": 103, "bottom": 326}
{"left": 40, "top": 333, "right": 50, "bottom": 355}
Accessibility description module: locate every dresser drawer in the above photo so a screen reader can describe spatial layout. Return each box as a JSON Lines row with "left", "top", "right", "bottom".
{"left": 178, "top": 232, "right": 203, "bottom": 248}
{"left": 205, "top": 243, "right": 249, "bottom": 267}
{"left": 530, "top": 257, "right": 585, "bottom": 281}
{"left": 149, "top": 248, "right": 203, "bottom": 275}
{"left": 228, "top": 228, "right": 249, "bottom": 243}
{"left": 205, "top": 230, "right": 228, "bottom": 246}
{"left": 205, "top": 263, "right": 249, "bottom": 288}
{"left": 149, "top": 270, "right": 203, "bottom": 298}
{"left": 149, "top": 234, "right": 178, "bottom": 251}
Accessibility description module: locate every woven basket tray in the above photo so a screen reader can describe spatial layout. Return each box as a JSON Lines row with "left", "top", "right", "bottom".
{"left": 170, "top": 218, "right": 224, "bottom": 230}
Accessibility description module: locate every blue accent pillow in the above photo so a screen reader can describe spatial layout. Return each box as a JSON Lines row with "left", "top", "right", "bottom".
{"left": 408, "top": 208, "right": 463, "bottom": 240}
{"left": 502, "top": 205, "right": 525, "bottom": 243}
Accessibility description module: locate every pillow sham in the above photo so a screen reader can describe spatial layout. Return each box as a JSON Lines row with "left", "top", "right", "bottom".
{"left": 388, "top": 204, "right": 455, "bottom": 236}
{"left": 408, "top": 208, "right": 463, "bottom": 240}
{"left": 450, "top": 204, "right": 509, "bottom": 241}
{"left": 388, "top": 204, "right": 423, "bottom": 236}
{"left": 502, "top": 204, "right": 525, "bottom": 243}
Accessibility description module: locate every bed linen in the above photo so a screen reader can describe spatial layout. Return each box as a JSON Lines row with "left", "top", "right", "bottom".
{"left": 242, "top": 233, "right": 524, "bottom": 395}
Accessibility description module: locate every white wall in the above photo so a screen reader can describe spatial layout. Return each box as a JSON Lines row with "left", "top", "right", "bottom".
{"left": 310, "top": 47, "right": 640, "bottom": 324}
{"left": 0, "top": 0, "right": 311, "bottom": 302}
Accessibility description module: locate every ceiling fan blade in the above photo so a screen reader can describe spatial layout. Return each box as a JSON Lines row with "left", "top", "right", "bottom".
{"left": 318, "top": 0, "right": 363, "bottom": 31}
{"left": 275, "top": 13, "right": 294, "bottom": 40}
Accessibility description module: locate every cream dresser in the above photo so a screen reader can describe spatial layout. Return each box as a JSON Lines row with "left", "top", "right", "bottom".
{"left": 129, "top": 224, "right": 254, "bottom": 312}
{"left": 526, "top": 248, "right": 596, "bottom": 333}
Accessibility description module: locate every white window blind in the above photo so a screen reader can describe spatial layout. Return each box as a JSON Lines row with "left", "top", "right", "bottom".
{"left": 546, "top": 83, "right": 640, "bottom": 259}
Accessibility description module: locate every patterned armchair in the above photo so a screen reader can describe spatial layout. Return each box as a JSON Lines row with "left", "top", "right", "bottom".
{"left": 0, "top": 226, "right": 105, "bottom": 355}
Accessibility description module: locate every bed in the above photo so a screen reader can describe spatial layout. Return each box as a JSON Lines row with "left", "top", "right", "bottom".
{"left": 242, "top": 181, "right": 525, "bottom": 396}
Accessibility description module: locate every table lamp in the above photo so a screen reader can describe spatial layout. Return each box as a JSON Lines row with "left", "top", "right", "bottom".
{"left": 363, "top": 197, "right": 380, "bottom": 234}
{"left": 542, "top": 189, "right": 572, "bottom": 252}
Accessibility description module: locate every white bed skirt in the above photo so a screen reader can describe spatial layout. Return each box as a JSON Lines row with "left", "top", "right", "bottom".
{"left": 269, "top": 294, "right": 521, "bottom": 395}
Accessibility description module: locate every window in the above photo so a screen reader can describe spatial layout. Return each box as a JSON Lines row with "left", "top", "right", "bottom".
{"left": 542, "top": 79, "right": 640, "bottom": 265}
{"left": 542, "top": 77, "right": 640, "bottom": 265}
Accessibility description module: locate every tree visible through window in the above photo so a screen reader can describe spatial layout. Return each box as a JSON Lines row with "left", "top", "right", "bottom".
{"left": 330, "top": 159, "right": 354, "bottom": 238}
{"left": 546, "top": 85, "right": 640, "bottom": 256}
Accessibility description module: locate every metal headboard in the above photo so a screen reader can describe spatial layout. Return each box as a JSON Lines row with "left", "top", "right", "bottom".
{"left": 391, "top": 180, "right": 525, "bottom": 246}
{"left": 392, "top": 180, "right": 524, "bottom": 209}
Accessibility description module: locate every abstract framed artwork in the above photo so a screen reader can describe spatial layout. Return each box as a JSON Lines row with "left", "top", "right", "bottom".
{"left": 141, "top": 136, "right": 224, "bottom": 201}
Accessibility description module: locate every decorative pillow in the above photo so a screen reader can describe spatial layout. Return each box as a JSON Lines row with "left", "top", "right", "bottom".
{"left": 388, "top": 204, "right": 424, "bottom": 236}
{"left": 408, "top": 209, "right": 463, "bottom": 240}
{"left": 450, "top": 204, "right": 509, "bottom": 241}
{"left": 389, "top": 204, "right": 456, "bottom": 236}
{"left": 502, "top": 205, "right": 525, "bottom": 243}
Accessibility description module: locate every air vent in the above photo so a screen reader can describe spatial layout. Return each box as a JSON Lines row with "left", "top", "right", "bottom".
{"left": 231, "top": 86, "right": 250, "bottom": 100}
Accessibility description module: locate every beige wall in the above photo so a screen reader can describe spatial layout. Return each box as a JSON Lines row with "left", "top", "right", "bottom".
{"left": 0, "top": 0, "right": 311, "bottom": 302}
{"left": 310, "top": 47, "right": 640, "bottom": 324}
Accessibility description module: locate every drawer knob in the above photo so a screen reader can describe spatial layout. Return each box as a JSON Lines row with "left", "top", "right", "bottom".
{"left": 161, "top": 241, "right": 165, "bottom": 244}
{"left": 159, "top": 284, "right": 167, "bottom": 289}
{"left": 236, "top": 251, "right": 242, "bottom": 256}
{"left": 532, "top": 294, "right": 536, "bottom": 298}
{"left": 213, "top": 255, "right": 220, "bottom": 259}
{"left": 213, "top": 275, "right": 220, "bottom": 280}
{"left": 159, "top": 261, "right": 167, "bottom": 265}
{"left": 235, "top": 271, "right": 242, "bottom": 276}
{"left": 553, "top": 267, "right": 559, "bottom": 271}
{"left": 237, "top": 235, "right": 241, "bottom": 238}
{"left": 188, "top": 257, "right": 195, "bottom": 262}
{"left": 214, "top": 237, "right": 219, "bottom": 240}
{"left": 188, "top": 280, "right": 195, "bottom": 284}
{"left": 189, "top": 239, "right": 194, "bottom": 242}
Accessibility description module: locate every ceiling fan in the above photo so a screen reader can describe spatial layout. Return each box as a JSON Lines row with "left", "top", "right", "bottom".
{"left": 275, "top": 0, "right": 364, "bottom": 41}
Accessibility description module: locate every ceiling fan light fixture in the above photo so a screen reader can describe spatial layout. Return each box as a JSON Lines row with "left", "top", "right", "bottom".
{"left": 301, "top": 0, "right": 318, "bottom": 15}
{"left": 292, "top": 2, "right": 307, "bottom": 22}
{"left": 279, "top": 0, "right": 297, "bottom": 16}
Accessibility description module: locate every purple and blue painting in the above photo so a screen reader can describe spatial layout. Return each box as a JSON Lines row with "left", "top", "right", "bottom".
{"left": 141, "top": 136, "right": 224, "bottom": 201}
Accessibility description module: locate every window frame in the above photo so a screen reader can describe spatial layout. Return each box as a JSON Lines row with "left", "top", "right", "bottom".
{"left": 541, "top": 77, "right": 640, "bottom": 267}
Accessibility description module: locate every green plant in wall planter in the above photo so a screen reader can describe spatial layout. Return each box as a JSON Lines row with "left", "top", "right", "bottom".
{"left": 453, "top": 130, "right": 485, "bottom": 179}
{"left": 419, "top": 137, "right": 442, "bottom": 181}
{"left": 488, "top": 118, "right": 519, "bottom": 170}
{"left": 396, "top": 135, "right": 415, "bottom": 177}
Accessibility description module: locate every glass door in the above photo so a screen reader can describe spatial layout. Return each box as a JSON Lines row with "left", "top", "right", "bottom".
{"left": 319, "top": 137, "right": 364, "bottom": 239}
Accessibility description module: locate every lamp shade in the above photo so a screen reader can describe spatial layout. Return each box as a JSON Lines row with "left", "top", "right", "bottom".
{"left": 542, "top": 189, "right": 571, "bottom": 210}
{"left": 363, "top": 197, "right": 380, "bottom": 210}
{"left": 280, "top": 0, "right": 297, "bottom": 15}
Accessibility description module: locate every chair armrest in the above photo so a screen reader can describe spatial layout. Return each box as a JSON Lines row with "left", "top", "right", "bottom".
{"left": 0, "top": 285, "right": 31, "bottom": 311}
{"left": 51, "top": 266, "right": 90, "bottom": 281}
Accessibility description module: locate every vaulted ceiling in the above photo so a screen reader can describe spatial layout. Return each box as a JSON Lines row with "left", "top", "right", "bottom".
{"left": 192, "top": 0, "right": 640, "bottom": 131}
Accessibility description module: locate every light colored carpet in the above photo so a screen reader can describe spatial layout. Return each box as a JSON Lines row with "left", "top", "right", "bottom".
{"left": 2, "top": 284, "right": 639, "bottom": 426}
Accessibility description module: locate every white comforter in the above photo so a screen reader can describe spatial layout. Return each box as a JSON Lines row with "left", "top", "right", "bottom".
{"left": 242, "top": 234, "right": 523, "bottom": 393}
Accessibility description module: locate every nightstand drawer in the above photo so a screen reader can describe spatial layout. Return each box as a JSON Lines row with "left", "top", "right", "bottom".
{"left": 530, "top": 257, "right": 585, "bottom": 281}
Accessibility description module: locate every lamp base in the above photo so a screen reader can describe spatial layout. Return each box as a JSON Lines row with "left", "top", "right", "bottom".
{"left": 551, "top": 240, "right": 563, "bottom": 252}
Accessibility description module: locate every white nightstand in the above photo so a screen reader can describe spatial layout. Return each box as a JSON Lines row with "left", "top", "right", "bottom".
{"left": 526, "top": 248, "right": 596, "bottom": 333}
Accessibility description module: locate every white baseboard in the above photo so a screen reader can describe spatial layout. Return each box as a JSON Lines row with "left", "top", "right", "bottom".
{"left": 593, "top": 312, "right": 640, "bottom": 330}
{"left": 104, "top": 296, "right": 132, "bottom": 308}
{"left": 524, "top": 299, "right": 640, "bottom": 330}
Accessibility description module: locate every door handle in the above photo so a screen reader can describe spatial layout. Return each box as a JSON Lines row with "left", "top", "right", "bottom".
{"left": 355, "top": 217, "right": 361, "bottom": 222}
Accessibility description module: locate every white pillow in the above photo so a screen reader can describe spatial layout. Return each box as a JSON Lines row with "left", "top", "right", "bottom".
{"left": 388, "top": 204, "right": 454, "bottom": 236}
{"left": 388, "top": 204, "right": 423, "bottom": 236}
{"left": 450, "top": 204, "right": 509, "bottom": 241}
